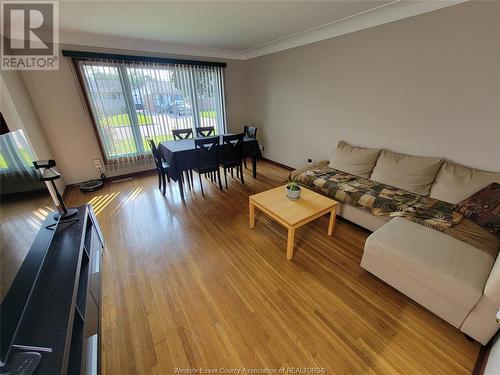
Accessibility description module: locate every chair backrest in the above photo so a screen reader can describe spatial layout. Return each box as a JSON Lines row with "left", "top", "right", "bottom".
{"left": 243, "top": 125, "right": 257, "bottom": 139}
{"left": 146, "top": 136, "right": 161, "bottom": 166}
{"left": 222, "top": 133, "right": 244, "bottom": 163}
{"left": 172, "top": 129, "right": 193, "bottom": 140}
{"left": 195, "top": 136, "right": 220, "bottom": 170}
{"left": 195, "top": 126, "right": 215, "bottom": 138}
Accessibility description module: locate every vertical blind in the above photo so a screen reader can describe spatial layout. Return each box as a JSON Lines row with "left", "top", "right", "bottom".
{"left": 0, "top": 129, "right": 37, "bottom": 178}
{"left": 76, "top": 58, "right": 226, "bottom": 168}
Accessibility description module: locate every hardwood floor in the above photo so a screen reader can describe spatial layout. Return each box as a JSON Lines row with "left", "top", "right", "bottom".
{"left": 64, "top": 161, "right": 480, "bottom": 374}
{"left": 1, "top": 190, "right": 54, "bottom": 299}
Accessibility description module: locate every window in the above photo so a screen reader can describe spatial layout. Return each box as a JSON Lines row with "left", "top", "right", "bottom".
{"left": 0, "top": 129, "right": 37, "bottom": 176}
{"left": 76, "top": 59, "right": 226, "bottom": 162}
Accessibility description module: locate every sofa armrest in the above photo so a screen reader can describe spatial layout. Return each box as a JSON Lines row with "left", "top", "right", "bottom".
{"left": 484, "top": 255, "right": 500, "bottom": 305}
{"left": 289, "top": 160, "right": 329, "bottom": 181}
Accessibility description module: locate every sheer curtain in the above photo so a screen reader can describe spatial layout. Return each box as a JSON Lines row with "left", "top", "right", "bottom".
{"left": 76, "top": 58, "right": 226, "bottom": 170}
{"left": 0, "top": 129, "right": 37, "bottom": 178}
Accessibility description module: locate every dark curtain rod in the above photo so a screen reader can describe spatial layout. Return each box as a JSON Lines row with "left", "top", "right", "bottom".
{"left": 61, "top": 50, "right": 227, "bottom": 68}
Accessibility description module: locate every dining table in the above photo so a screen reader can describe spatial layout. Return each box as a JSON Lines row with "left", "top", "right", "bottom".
{"left": 158, "top": 135, "right": 262, "bottom": 200}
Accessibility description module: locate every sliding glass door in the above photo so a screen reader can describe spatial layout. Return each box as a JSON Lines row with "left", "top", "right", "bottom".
{"left": 78, "top": 60, "right": 226, "bottom": 161}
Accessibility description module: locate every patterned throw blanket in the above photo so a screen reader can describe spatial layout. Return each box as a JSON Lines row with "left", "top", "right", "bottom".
{"left": 294, "top": 166, "right": 463, "bottom": 231}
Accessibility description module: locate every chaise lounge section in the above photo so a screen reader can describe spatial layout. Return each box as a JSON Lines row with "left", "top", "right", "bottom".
{"left": 291, "top": 141, "right": 500, "bottom": 344}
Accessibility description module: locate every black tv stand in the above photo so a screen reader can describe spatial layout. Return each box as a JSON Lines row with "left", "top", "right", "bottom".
{"left": 4, "top": 205, "right": 104, "bottom": 375}
{"left": 0, "top": 352, "right": 41, "bottom": 375}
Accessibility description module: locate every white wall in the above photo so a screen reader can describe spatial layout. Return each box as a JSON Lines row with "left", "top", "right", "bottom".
{"left": 0, "top": 71, "right": 54, "bottom": 163}
{"left": 0, "top": 70, "right": 64, "bottom": 197}
{"left": 246, "top": 0, "right": 500, "bottom": 172}
{"left": 21, "top": 45, "right": 250, "bottom": 184}
{"left": 21, "top": 48, "right": 108, "bottom": 185}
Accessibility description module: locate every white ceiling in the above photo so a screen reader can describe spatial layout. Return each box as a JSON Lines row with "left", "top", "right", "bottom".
{"left": 19, "top": 0, "right": 471, "bottom": 60}
{"left": 59, "top": 1, "right": 394, "bottom": 51}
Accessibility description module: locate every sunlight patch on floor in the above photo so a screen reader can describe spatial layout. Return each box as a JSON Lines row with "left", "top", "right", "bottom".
{"left": 88, "top": 192, "right": 121, "bottom": 216}
{"left": 109, "top": 187, "right": 143, "bottom": 217}
{"left": 29, "top": 207, "right": 51, "bottom": 227}
{"left": 32, "top": 209, "right": 47, "bottom": 222}
{"left": 27, "top": 216, "right": 42, "bottom": 229}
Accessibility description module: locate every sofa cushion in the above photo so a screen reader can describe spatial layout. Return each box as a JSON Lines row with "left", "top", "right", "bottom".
{"left": 329, "top": 141, "right": 380, "bottom": 178}
{"left": 456, "top": 183, "right": 500, "bottom": 234}
{"left": 363, "top": 217, "right": 494, "bottom": 313}
{"left": 370, "top": 150, "right": 442, "bottom": 195}
{"left": 429, "top": 161, "right": 500, "bottom": 204}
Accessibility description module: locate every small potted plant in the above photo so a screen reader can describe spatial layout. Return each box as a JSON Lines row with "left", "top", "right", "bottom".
{"left": 286, "top": 180, "right": 301, "bottom": 200}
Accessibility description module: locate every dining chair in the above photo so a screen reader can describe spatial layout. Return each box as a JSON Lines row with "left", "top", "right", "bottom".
{"left": 172, "top": 129, "right": 194, "bottom": 189}
{"left": 146, "top": 137, "right": 170, "bottom": 196}
{"left": 172, "top": 129, "right": 193, "bottom": 140}
{"left": 195, "top": 126, "right": 215, "bottom": 138}
{"left": 220, "top": 133, "right": 245, "bottom": 188}
{"left": 244, "top": 125, "right": 257, "bottom": 139}
{"left": 243, "top": 125, "right": 257, "bottom": 169}
{"left": 194, "top": 136, "right": 222, "bottom": 196}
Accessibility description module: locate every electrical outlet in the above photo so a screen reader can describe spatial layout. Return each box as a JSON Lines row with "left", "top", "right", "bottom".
{"left": 93, "top": 159, "right": 103, "bottom": 171}
{"left": 260, "top": 144, "right": 264, "bottom": 152}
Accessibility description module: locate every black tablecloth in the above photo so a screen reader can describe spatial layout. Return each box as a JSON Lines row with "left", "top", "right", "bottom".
{"left": 159, "top": 135, "right": 261, "bottom": 181}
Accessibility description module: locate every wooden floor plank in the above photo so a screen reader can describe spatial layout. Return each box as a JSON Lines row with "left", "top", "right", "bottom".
{"left": 63, "top": 161, "right": 480, "bottom": 374}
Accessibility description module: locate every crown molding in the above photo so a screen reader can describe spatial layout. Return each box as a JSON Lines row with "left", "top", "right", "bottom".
{"left": 15, "top": 0, "right": 468, "bottom": 62}
{"left": 241, "top": 0, "right": 469, "bottom": 59}
{"left": 59, "top": 29, "right": 244, "bottom": 60}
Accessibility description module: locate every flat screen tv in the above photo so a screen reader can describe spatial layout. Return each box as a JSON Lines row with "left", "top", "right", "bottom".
{"left": 0, "top": 129, "right": 57, "bottom": 366}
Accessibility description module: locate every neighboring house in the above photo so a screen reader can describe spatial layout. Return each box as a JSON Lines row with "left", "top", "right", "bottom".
{"left": 87, "top": 79, "right": 126, "bottom": 115}
{"left": 88, "top": 77, "right": 186, "bottom": 115}
{"left": 139, "top": 80, "right": 183, "bottom": 113}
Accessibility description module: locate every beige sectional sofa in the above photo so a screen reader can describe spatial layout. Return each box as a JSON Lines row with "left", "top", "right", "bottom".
{"left": 291, "top": 141, "right": 500, "bottom": 345}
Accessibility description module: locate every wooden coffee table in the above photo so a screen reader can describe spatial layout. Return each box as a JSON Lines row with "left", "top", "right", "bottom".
{"left": 249, "top": 185, "right": 337, "bottom": 260}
